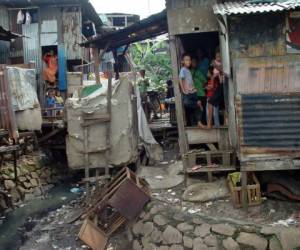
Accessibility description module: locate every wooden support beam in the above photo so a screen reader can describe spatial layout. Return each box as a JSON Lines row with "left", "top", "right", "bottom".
{"left": 169, "top": 35, "right": 189, "bottom": 184}
{"left": 93, "top": 48, "right": 101, "bottom": 85}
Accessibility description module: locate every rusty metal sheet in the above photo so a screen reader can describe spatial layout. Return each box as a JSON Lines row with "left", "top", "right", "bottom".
{"left": 78, "top": 219, "right": 108, "bottom": 250}
{"left": 236, "top": 94, "right": 300, "bottom": 162}
{"left": 62, "top": 7, "right": 82, "bottom": 60}
{"left": 108, "top": 179, "right": 150, "bottom": 221}
{"left": 0, "top": 66, "right": 18, "bottom": 140}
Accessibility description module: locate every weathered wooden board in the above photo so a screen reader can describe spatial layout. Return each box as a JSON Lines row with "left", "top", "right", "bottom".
{"left": 167, "top": 6, "right": 218, "bottom": 35}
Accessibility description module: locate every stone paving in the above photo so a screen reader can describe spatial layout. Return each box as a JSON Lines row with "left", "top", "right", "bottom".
{"left": 129, "top": 200, "right": 300, "bottom": 250}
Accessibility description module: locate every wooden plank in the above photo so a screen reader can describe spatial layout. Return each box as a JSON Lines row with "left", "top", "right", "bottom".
{"left": 82, "top": 114, "right": 110, "bottom": 121}
{"left": 93, "top": 48, "right": 101, "bottom": 85}
{"left": 169, "top": 35, "right": 189, "bottom": 181}
{"left": 187, "top": 166, "right": 236, "bottom": 174}
{"left": 241, "top": 159, "right": 300, "bottom": 172}
{"left": 186, "top": 128, "right": 219, "bottom": 144}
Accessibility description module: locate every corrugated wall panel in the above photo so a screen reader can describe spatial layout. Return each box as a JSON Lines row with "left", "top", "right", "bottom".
{"left": 40, "top": 7, "right": 59, "bottom": 46}
{"left": 0, "top": 6, "right": 10, "bottom": 64}
{"left": 22, "top": 23, "right": 41, "bottom": 71}
{"left": 62, "top": 7, "right": 82, "bottom": 60}
{"left": 237, "top": 94, "right": 300, "bottom": 160}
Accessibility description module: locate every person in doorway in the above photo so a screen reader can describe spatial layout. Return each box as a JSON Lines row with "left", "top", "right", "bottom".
{"left": 197, "top": 49, "right": 209, "bottom": 77}
{"left": 207, "top": 51, "right": 224, "bottom": 128}
{"left": 55, "top": 90, "right": 64, "bottom": 116}
{"left": 206, "top": 66, "right": 219, "bottom": 129}
{"left": 43, "top": 50, "right": 58, "bottom": 86}
{"left": 191, "top": 58, "right": 206, "bottom": 128}
{"left": 45, "top": 90, "right": 56, "bottom": 117}
{"left": 179, "top": 54, "right": 198, "bottom": 126}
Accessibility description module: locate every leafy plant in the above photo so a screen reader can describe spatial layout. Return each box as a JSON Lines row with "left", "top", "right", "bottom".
{"left": 129, "top": 39, "right": 172, "bottom": 91}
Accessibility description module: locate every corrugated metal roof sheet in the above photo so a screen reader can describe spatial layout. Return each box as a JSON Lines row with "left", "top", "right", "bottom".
{"left": 213, "top": 1, "right": 300, "bottom": 15}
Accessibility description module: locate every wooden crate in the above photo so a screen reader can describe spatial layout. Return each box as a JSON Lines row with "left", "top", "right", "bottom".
{"left": 227, "top": 173, "right": 261, "bottom": 208}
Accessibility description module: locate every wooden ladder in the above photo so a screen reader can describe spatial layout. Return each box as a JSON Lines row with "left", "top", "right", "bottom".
{"left": 82, "top": 74, "right": 113, "bottom": 199}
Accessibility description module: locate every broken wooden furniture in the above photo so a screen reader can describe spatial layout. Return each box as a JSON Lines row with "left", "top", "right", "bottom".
{"left": 79, "top": 167, "right": 150, "bottom": 250}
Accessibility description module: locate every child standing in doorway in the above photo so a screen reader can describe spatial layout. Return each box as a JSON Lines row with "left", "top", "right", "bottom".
{"left": 179, "top": 54, "right": 198, "bottom": 126}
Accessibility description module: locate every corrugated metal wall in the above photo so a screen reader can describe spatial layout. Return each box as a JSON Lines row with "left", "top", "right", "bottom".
{"left": 22, "top": 23, "right": 41, "bottom": 71}
{"left": 62, "top": 7, "right": 82, "bottom": 60}
{"left": 40, "top": 6, "right": 59, "bottom": 46}
{"left": 237, "top": 94, "right": 300, "bottom": 160}
{"left": 0, "top": 6, "right": 10, "bottom": 64}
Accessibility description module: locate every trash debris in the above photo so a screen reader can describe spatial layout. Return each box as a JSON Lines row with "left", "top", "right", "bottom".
{"left": 155, "top": 175, "right": 164, "bottom": 180}
{"left": 78, "top": 167, "right": 150, "bottom": 250}
{"left": 187, "top": 208, "right": 201, "bottom": 214}
{"left": 70, "top": 187, "right": 83, "bottom": 194}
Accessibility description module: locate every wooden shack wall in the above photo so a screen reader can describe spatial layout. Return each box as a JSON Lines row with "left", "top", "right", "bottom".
{"left": 166, "top": 0, "right": 218, "bottom": 35}
{"left": 228, "top": 12, "right": 300, "bottom": 162}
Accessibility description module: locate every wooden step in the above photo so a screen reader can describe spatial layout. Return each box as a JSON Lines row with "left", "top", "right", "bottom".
{"left": 187, "top": 165, "right": 236, "bottom": 174}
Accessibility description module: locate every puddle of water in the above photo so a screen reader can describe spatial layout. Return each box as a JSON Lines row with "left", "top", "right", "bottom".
{"left": 0, "top": 184, "right": 77, "bottom": 250}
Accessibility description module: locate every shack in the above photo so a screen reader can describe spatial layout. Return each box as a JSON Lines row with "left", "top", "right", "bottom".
{"left": 0, "top": 0, "right": 103, "bottom": 104}
{"left": 166, "top": 0, "right": 300, "bottom": 207}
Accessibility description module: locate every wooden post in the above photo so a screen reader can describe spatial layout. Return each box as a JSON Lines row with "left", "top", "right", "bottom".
{"left": 169, "top": 35, "right": 189, "bottom": 184}
{"left": 241, "top": 169, "right": 248, "bottom": 211}
{"left": 93, "top": 48, "right": 101, "bottom": 85}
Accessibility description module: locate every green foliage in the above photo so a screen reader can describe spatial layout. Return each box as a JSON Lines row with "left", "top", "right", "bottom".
{"left": 129, "top": 40, "right": 172, "bottom": 91}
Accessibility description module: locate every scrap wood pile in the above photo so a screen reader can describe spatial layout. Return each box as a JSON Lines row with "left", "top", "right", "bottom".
{"left": 78, "top": 167, "right": 151, "bottom": 250}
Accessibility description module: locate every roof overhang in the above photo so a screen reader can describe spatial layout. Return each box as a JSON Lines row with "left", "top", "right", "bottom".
{"left": 1, "top": 0, "right": 103, "bottom": 32}
{"left": 213, "top": 1, "right": 300, "bottom": 16}
{"left": 81, "top": 10, "right": 168, "bottom": 50}
{"left": 0, "top": 26, "right": 22, "bottom": 41}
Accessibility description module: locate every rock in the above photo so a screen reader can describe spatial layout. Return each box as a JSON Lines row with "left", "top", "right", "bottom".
{"left": 150, "top": 205, "right": 160, "bottom": 215}
{"left": 203, "top": 235, "right": 218, "bottom": 247}
{"left": 153, "top": 214, "right": 168, "bottom": 226}
{"left": 142, "top": 222, "right": 154, "bottom": 236}
{"left": 278, "top": 229, "right": 300, "bottom": 250}
{"left": 269, "top": 236, "right": 282, "bottom": 250}
{"left": 223, "top": 237, "right": 240, "bottom": 250}
{"left": 193, "top": 237, "right": 206, "bottom": 250}
{"left": 31, "top": 172, "right": 39, "bottom": 179}
{"left": 192, "top": 217, "right": 204, "bottom": 225}
{"left": 132, "top": 240, "right": 142, "bottom": 250}
{"left": 183, "top": 236, "right": 193, "bottom": 249}
{"left": 162, "top": 225, "right": 182, "bottom": 244}
{"left": 211, "top": 224, "right": 236, "bottom": 237}
{"left": 23, "top": 182, "right": 32, "bottom": 189}
{"left": 24, "top": 193, "right": 35, "bottom": 201}
{"left": 126, "top": 227, "right": 133, "bottom": 242}
{"left": 158, "top": 246, "right": 170, "bottom": 250}
{"left": 0, "top": 197, "right": 8, "bottom": 209}
{"left": 29, "top": 178, "right": 38, "bottom": 187}
{"left": 17, "top": 186, "right": 26, "bottom": 196}
{"left": 132, "top": 221, "right": 143, "bottom": 236}
{"left": 143, "top": 242, "right": 157, "bottom": 250}
{"left": 151, "top": 227, "right": 163, "bottom": 243}
{"left": 183, "top": 180, "right": 229, "bottom": 202}
{"left": 10, "top": 187, "right": 21, "bottom": 202}
{"left": 194, "top": 224, "right": 211, "bottom": 238}
{"left": 170, "top": 245, "right": 184, "bottom": 250}
{"left": 18, "top": 176, "right": 27, "bottom": 182}
{"left": 173, "top": 213, "right": 185, "bottom": 222}
{"left": 177, "top": 222, "right": 194, "bottom": 233}
{"left": 4, "top": 180, "right": 16, "bottom": 190}
{"left": 236, "top": 232, "right": 267, "bottom": 250}
{"left": 33, "top": 187, "right": 42, "bottom": 196}
{"left": 260, "top": 226, "right": 277, "bottom": 236}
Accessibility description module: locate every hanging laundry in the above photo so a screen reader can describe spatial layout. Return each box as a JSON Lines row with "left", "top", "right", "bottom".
{"left": 17, "top": 10, "right": 25, "bottom": 25}
{"left": 25, "top": 11, "right": 32, "bottom": 25}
